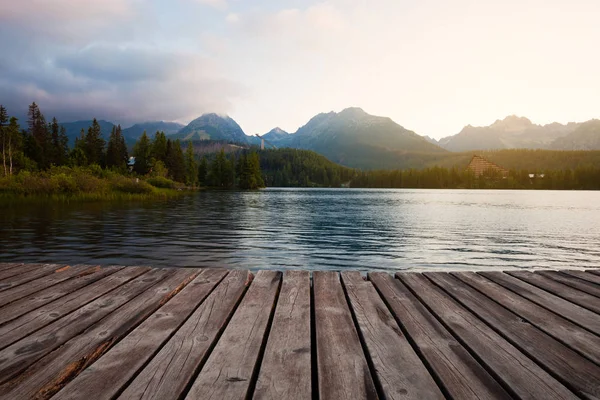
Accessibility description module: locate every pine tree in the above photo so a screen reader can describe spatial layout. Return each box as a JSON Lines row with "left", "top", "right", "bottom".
{"left": 49, "top": 117, "right": 68, "bottom": 166}
{"left": 84, "top": 119, "right": 106, "bottom": 166}
{"left": 0, "top": 105, "right": 7, "bottom": 176}
{"left": 165, "top": 139, "right": 185, "bottom": 182}
{"left": 184, "top": 141, "right": 197, "bottom": 186}
{"left": 133, "top": 131, "right": 152, "bottom": 175}
{"left": 6, "top": 117, "right": 21, "bottom": 175}
{"left": 26, "top": 102, "right": 49, "bottom": 169}
{"left": 106, "top": 125, "right": 128, "bottom": 170}
{"left": 151, "top": 131, "right": 168, "bottom": 163}
{"left": 198, "top": 156, "right": 208, "bottom": 186}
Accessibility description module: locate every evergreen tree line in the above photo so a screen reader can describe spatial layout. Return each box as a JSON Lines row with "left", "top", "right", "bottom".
{"left": 350, "top": 166, "right": 600, "bottom": 190}
{"left": 0, "top": 103, "right": 265, "bottom": 189}
{"left": 259, "top": 148, "right": 357, "bottom": 187}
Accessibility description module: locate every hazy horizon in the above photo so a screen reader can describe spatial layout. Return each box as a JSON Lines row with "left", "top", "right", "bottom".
{"left": 1, "top": 0, "right": 598, "bottom": 139}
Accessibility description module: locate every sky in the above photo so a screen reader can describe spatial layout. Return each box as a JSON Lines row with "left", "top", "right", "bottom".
{"left": 1, "top": 0, "right": 599, "bottom": 139}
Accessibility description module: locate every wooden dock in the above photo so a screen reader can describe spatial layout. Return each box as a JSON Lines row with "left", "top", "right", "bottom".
{"left": 0, "top": 263, "right": 599, "bottom": 399}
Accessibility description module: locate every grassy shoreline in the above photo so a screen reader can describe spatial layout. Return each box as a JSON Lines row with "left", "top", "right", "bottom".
{"left": 0, "top": 166, "right": 192, "bottom": 202}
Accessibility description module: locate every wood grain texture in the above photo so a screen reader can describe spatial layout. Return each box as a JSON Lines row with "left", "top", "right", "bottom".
{"left": 254, "top": 271, "right": 311, "bottom": 400}
{"left": 118, "top": 269, "right": 251, "bottom": 400}
{"left": 0, "top": 263, "right": 34, "bottom": 282}
{"left": 0, "top": 267, "right": 164, "bottom": 383}
{"left": 0, "top": 268, "right": 200, "bottom": 400}
{"left": 185, "top": 270, "right": 281, "bottom": 400}
{"left": 0, "top": 266, "right": 122, "bottom": 326}
{"left": 0, "top": 265, "right": 101, "bottom": 307}
{"left": 427, "top": 272, "right": 600, "bottom": 399}
{"left": 369, "top": 272, "right": 511, "bottom": 400}
{"left": 53, "top": 268, "right": 226, "bottom": 400}
{"left": 508, "top": 271, "right": 600, "bottom": 314}
{"left": 342, "top": 271, "right": 443, "bottom": 400}
{"left": 537, "top": 270, "right": 600, "bottom": 299}
{"left": 0, "top": 264, "right": 66, "bottom": 291}
{"left": 561, "top": 270, "right": 600, "bottom": 286}
{"left": 0, "top": 263, "right": 25, "bottom": 273}
{"left": 453, "top": 271, "right": 600, "bottom": 365}
{"left": 313, "top": 271, "right": 378, "bottom": 400}
{"left": 397, "top": 272, "right": 577, "bottom": 400}
{"left": 480, "top": 271, "right": 600, "bottom": 335}
{"left": 0, "top": 267, "right": 149, "bottom": 351}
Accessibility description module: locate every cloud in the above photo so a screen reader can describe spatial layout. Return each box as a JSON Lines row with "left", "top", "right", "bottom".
{"left": 0, "top": 0, "right": 244, "bottom": 125}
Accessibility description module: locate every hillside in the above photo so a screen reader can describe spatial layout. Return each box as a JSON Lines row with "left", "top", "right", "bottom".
{"left": 263, "top": 107, "right": 446, "bottom": 169}
{"left": 122, "top": 121, "right": 184, "bottom": 140}
{"left": 60, "top": 120, "right": 115, "bottom": 145}
{"left": 173, "top": 113, "right": 248, "bottom": 143}
{"left": 549, "top": 120, "right": 600, "bottom": 150}
{"left": 437, "top": 115, "right": 582, "bottom": 151}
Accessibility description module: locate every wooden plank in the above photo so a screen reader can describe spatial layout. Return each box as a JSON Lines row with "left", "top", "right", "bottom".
{"left": 562, "top": 270, "right": 600, "bottom": 286}
{"left": 537, "top": 270, "right": 600, "bottom": 298}
{"left": 185, "top": 270, "right": 281, "bottom": 400}
{"left": 0, "top": 268, "right": 201, "bottom": 400}
{"left": 0, "top": 263, "right": 34, "bottom": 281}
{"left": 341, "top": 271, "right": 443, "bottom": 400}
{"left": 427, "top": 272, "right": 600, "bottom": 398}
{"left": 0, "top": 267, "right": 148, "bottom": 350}
{"left": 53, "top": 268, "right": 227, "bottom": 400}
{"left": 369, "top": 272, "right": 511, "bottom": 400}
{"left": 0, "top": 263, "right": 24, "bottom": 273}
{"left": 0, "top": 265, "right": 101, "bottom": 308}
{"left": 0, "top": 267, "right": 165, "bottom": 383}
{"left": 397, "top": 272, "right": 577, "bottom": 400}
{"left": 480, "top": 271, "right": 600, "bottom": 336}
{"left": 313, "top": 271, "right": 378, "bottom": 400}
{"left": 118, "top": 269, "right": 251, "bottom": 400}
{"left": 0, "top": 266, "right": 123, "bottom": 325}
{"left": 453, "top": 271, "right": 600, "bottom": 365}
{"left": 0, "top": 264, "right": 65, "bottom": 291}
{"left": 508, "top": 271, "right": 600, "bottom": 314}
{"left": 254, "top": 271, "right": 312, "bottom": 400}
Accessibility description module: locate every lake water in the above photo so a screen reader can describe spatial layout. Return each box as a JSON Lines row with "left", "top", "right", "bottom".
{"left": 1, "top": 189, "right": 600, "bottom": 271}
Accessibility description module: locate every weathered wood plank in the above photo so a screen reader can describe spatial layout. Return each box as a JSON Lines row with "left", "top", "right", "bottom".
{"left": 0, "top": 264, "right": 66, "bottom": 291}
{"left": 53, "top": 268, "right": 227, "bottom": 400}
{"left": 0, "top": 263, "right": 33, "bottom": 281}
{"left": 537, "top": 270, "right": 600, "bottom": 299}
{"left": 313, "top": 271, "right": 378, "bottom": 400}
{"left": 0, "top": 266, "right": 123, "bottom": 325}
{"left": 397, "top": 272, "right": 577, "bottom": 400}
{"left": 427, "top": 272, "right": 600, "bottom": 398}
{"left": 0, "top": 265, "right": 101, "bottom": 308}
{"left": 0, "top": 269, "right": 201, "bottom": 400}
{"left": 0, "top": 263, "right": 24, "bottom": 273}
{"left": 0, "top": 267, "right": 148, "bottom": 350}
{"left": 0, "top": 267, "right": 165, "bottom": 383}
{"left": 341, "top": 271, "right": 443, "bottom": 400}
{"left": 254, "top": 271, "right": 311, "bottom": 400}
{"left": 480, "top": 271, "right": 600, "bottom": 336}
{"left": 508, "top": 271, "right": 600, "bottom": 314}
{"left": 369, "top": 272, "right": 511, "bottom": 400}
{"left": 118, "top": 269, "right": 251, "bottom": 400}
{"left": 562, "top": 270, "right": 600, "bottom": 286}
{"left": 453, "top": 271, "right": 600, "bottom": 365}
{"left": 185, "top": 270, "right": 281, "bottom": 400}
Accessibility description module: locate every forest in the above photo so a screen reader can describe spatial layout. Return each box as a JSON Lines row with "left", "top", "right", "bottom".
{"left": 0, "top": 103, "right": 264, "bottom": 199}
{"left": 2, "top": 102, "right": 600, "bottom": 197}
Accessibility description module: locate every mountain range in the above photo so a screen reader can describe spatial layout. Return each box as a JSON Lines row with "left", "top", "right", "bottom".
{"left": 58, "top": 109, "right": 600, "bottom": 169}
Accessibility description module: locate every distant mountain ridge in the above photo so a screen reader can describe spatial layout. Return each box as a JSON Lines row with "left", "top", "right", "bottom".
{"left": 435, "top": 115, "right": 591, "bottom": 151}
{"left": 122, "top": 121, "right": 184, "bottom": 139}
{"left": 259, "top": 107, "right": 446, "bottom": 168}
{"left": 172, "top": 113, "right": 248, "bottom": 143}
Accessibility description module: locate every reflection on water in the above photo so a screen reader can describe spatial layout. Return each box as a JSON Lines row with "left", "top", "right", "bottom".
{"left": 1, "top": 189, "right": 600, "bottom": 271}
